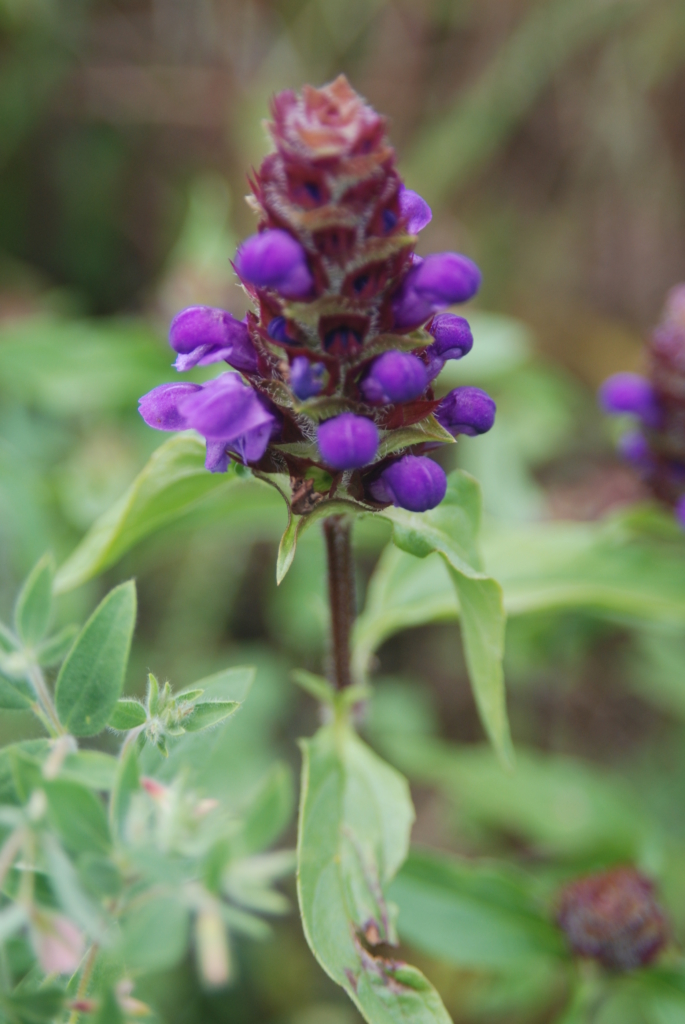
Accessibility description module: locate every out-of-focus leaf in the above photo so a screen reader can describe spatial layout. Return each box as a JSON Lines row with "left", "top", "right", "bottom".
{"left": 36, "top": 625, "right": 78, "bottom": 667}
{"left": 4, "top": 986, "right": 66, "bottom": 1024}
{"left": 373, "top": 733, "right": 650, "bottom": 860}
{"left": 237, "top": 762, "right": 294, "bottom": 855}
{"left": 44, "top": 780, "right": 111, "bottom": 855}
{"left": 0, "top": 674, "right": 34, "bottom": 710}
{"left": 92, "top": 989, "right": 124, "bottom": 1024}
{"left": 0, "top": 741, "right": 50, "bottom": 805}
{"left": 109, "top": 745, "right": 139, "bottom": 844}
{"left": 108, "top": 699, "right": 147, "bottom": 731}
{"left": 55, "top": 581, "right": 136, "bottom": 736}
{"left": 43, "top": 835, "right": 108, "bottom": 940}
{"left": 375, "top": 471, "right": 511, "bottom": 766}
{"left": 298, "top": 722, "right": 452, "bottom": 1024}
{"left": 119, "top": 895, "right": 189, "bottom": 974}
{"left": 54, "top": 436, "right": 238, "bottom": 593}
{"left": 389, "top": 848, "right": 566, "bottom": 968}
{"left": 182, "top": 701, "right": 240, "bottom": 732}
{"left": 14, "top": 553, "right": 54, "bottom": 647}
{"left": 60, "top": 752, "right": 118, "bottom": 791}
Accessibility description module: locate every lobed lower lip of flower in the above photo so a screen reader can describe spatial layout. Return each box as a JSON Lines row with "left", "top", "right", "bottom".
{"left": 360, "top": 351, "right": 428, "bottom": 406}
{"left": 398, "top": 187, "right": 432, "bottom": 234}
{"left": 317, "top": 413, "right": 379, "bottom": 470}
{"left": 368, "top": 455, "right": 446, "bottom": 512}
{"left": 169, "top": 306, "right": 258, "bottom": 373}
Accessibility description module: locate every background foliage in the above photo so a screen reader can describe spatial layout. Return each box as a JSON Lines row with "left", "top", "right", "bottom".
{"left": 2, "top": 1, "right": 685, "bottom": 1022}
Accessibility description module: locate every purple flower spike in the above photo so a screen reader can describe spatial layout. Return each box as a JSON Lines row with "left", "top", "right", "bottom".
{"left": 138, "top": 382, "right": 202, "bottom": 431}
{"left": 318, "top": 413, "right": 379, "bottom": 470}
{"left": 170, "top": 306, "right": 258, "bottom": 374}
{"left": 360, "top": 351, "right": 427, "bottom": 405}
{"left": 399, "top": 188, "right": 432, "bottom": 234}
{"left": 291, "top": 357, "right": 325, "bottom": 400}
{"left": 369, "top": 455, "right": 446, "bottom": 512}
{"left": 599, "top": 373, "right": 660, "bottom": 428}
{"left": 237, "top": 229, "right": 313, "bottom": 299}
{"left": 436, "top": 386, "right": 496, "bottom": 437}
{"left": 179, "top": 372, "right": 277, "bottom": 465}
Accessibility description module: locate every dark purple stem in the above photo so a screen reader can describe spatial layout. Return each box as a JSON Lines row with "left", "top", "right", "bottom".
{"left": 323, "top": 515, "right": 355, "bottom": 690}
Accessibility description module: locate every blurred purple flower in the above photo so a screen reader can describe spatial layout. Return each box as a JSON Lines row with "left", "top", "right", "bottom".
{"left": 237, "top": 229, "right": 313, "bottom": 299}
{"left": 599, "top": 373, "right": 661, "bottom": 428}
{"left": 170, "top": 306, "right": 258, "bottom": 373}
{"left": 318, "top": 413, "right": 379, "bottom": 470}
{"left": 138, "top": 382, "right": 202, "bottom": 431}
{"left": 392, "top": 253, "right": 481, "bottom": 330}
{"left": 399, "top": 188, "right": 432, "bottom": 234}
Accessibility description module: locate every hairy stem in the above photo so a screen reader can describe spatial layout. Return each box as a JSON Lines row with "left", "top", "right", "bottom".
{"left": 323, "top": 516, "right": 355, "bottom": 691}
{"left": 26, "top": 663, "right": 64, "bottom": 737}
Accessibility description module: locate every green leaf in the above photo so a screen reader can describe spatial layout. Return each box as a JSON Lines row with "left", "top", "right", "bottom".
{"left": 5, "top": 987, "right": 66, "bottom": 1024}
{"left": 376, "top": 415, "right": 455, "bottom": 460}
{"left": 379, "top": 471, "right": 512, "bottom": 767}
{"left": 0, "top": 741, "right": 50, "bottom": 805}
{"left": 238, "top": 762, "right": 294, "bottom": 855}
{"left": 44, "top": 780, "right": 111, "bottom": 855}
{"left": 298, "top": 722, "right": 452, "bottom": 1024}
{"left": 60, "top": 751, "right": 118, "bottom": 791}
{"left": 43, "top": 834, "right": 108, "bottom": 940}
{"left": 388, "top": 848, "right": 567, "bottom": 968}
{"left": 276, "top": 498, "right": 373, "bottom": 584}
{"left": 276, "top": 512, "right": 298, "bottom": 585}
{"left": 182, "top": 701, "right": 240, "bottom": 732}
{"left": 109, "top": 744, "right": 139, "bottom": 843}
{"left": 373, "top": 734, "right": 649, "bottom": 860}
{"left": 14, "top": 553, "right": 54, "bottom": 647}
{"left": 119, "top": 895, "right": 189, "bottom": 973}
{"left": 93, "top": 989, "right": 124, "bottom": 1024}
{"left": 55, "top": 581, "right": 136, "bottom": 736}
{"left": 0, "top": 621, "right": 18, "bottom": 654}
{"left": 53, "top": 435, "right": 238, "bottom": 594}
{"left": 0, "top": 674, "right": 34, "bottom": 710}
{"left": 36, "top": 625, "right": 78, "bottom": 667}
{"left": 108, "top": 699, "right": 147, "bottom": 731}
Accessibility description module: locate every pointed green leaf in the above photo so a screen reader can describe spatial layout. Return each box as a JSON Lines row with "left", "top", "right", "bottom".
{"left": 36, "top": 624, "right": 78, "bottom": 667}
{"left": 44, "top": 779, "right": 111, "bottom": 854}
{"left": 119, "top": 895, "right": 189, "bottom": 973}
{"left": 182, "top": 701, "right": 240, "bottom": 732}
{"left": 109, "top": 744, "right": 139, "bottom": 843}
{"left": 277, "top": 513, "right": 298, "bottom": 585}
{"left": 55, "top": 581, "right": 136, "bottom": 736}
{"left": 6, "top": 986, "right": 66, "bottom": 1024}
{"left": 298, "top": 723, "right": 452, "bottom": 1024}
{"left": 0, "top": 674, "right": 34, "bottom": 710}
{"left": 108, "top": 699, "right": 147, "bottom": 731}
{"left": 14, "top": 553, "right": 54, "bottom": 646}
{"left": 53, "top": 435, "right": 236, "bottom": 594}
{"left": 379, "top": 471, "right": 512, "bottom": 766}
{"left": 43, "top": 834, "right": 108, "bottom": 940}
{"left": 0, "top": 621, "right": 18, "bottom": 654}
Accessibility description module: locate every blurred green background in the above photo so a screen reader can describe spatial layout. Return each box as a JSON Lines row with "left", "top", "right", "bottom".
{"left": 2, "top": 1, "right": 685, "bottom": 1021}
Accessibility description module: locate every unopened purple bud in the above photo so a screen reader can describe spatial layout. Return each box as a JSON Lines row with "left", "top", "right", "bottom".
{"left": 237, "top": 230, "right": 313, "bottom": 299}
{"left": 138, "top": 382, "right": 202, "bottom": 431}
{"left": 291, "top": 357, "right": 325, "bottom": 400}
{"left": 599, "top": 373, "right": 660, "bottom": 428}
{"left": 436, "top": 386, "right": 496, "bottom": 436}
{"left": 267, "top": 317, "right": 291, "bottom": 343}
{"left": 399, "top": 188, "right": 432, "bottom": 234}
{"left": 169, "top": 306, "right": 258, "bottom": 374}
{"left": 179, "top": 373, "right": 277, "bottom": 464}
{"left": 360, "top": 351, "right": 427, "bottom": 405}
{"left": 412, "top": 253, "right": 481, "bottom": 306}
{"left": 424, "top": 314, "right": 473, "bottom": 380}
{"left": 618, "top": 431, "right": 651, "bottom": 467}
{"left": 369, "top": 455, "right": 446, "bottom": 512}
{"left": 318, "top": 413, "right": 379, "bottom": 470}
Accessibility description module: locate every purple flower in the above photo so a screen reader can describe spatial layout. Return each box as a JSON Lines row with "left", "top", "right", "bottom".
{"left": 291, "top": 357, "right": 325, "bottom": 400}
{"left": 237, "top": 229, "right": 313, "bottom": 299}
{"left": 436, "top": 386, "right": 496, "bottom": 436}
{"left": 139, "top": 382, "right": 203, "bottom": 431}
{"left": 599, "top": 373, "right": 661, "bottom": 428}
{"left": 169, "top": 307, "right": 258, "bottom": 373}
{"left": 399, "top": 188, "right": 432, "bottom": 234}
{"left": 360, "top": 350, "right": 427, "bottom": 405}
{"left": 368, "top": 455, "right": 446, "bottom": 512}
{"left": 267, "top": 317, "right": 292, "bottom": 343}
{"left": 317, "top": 413, "right": 379, "bottom": 470}
{"left": 392, "top": 253, "right": 481, "bottom": 330}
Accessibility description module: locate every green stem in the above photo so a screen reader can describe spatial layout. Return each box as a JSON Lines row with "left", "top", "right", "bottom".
{"left": 67, "top": 944, "right": 99, "bottom": 1024}
{"left": 323, "top": 516, "right": 355, "bottom": 691}
{"left": 26, "top": 663, "right": 64, "bottom": 736}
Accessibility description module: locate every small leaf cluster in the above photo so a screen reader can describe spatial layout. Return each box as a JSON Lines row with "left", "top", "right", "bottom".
{"left": 0, "top": 557, "right": 292, "bottom": 1022}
